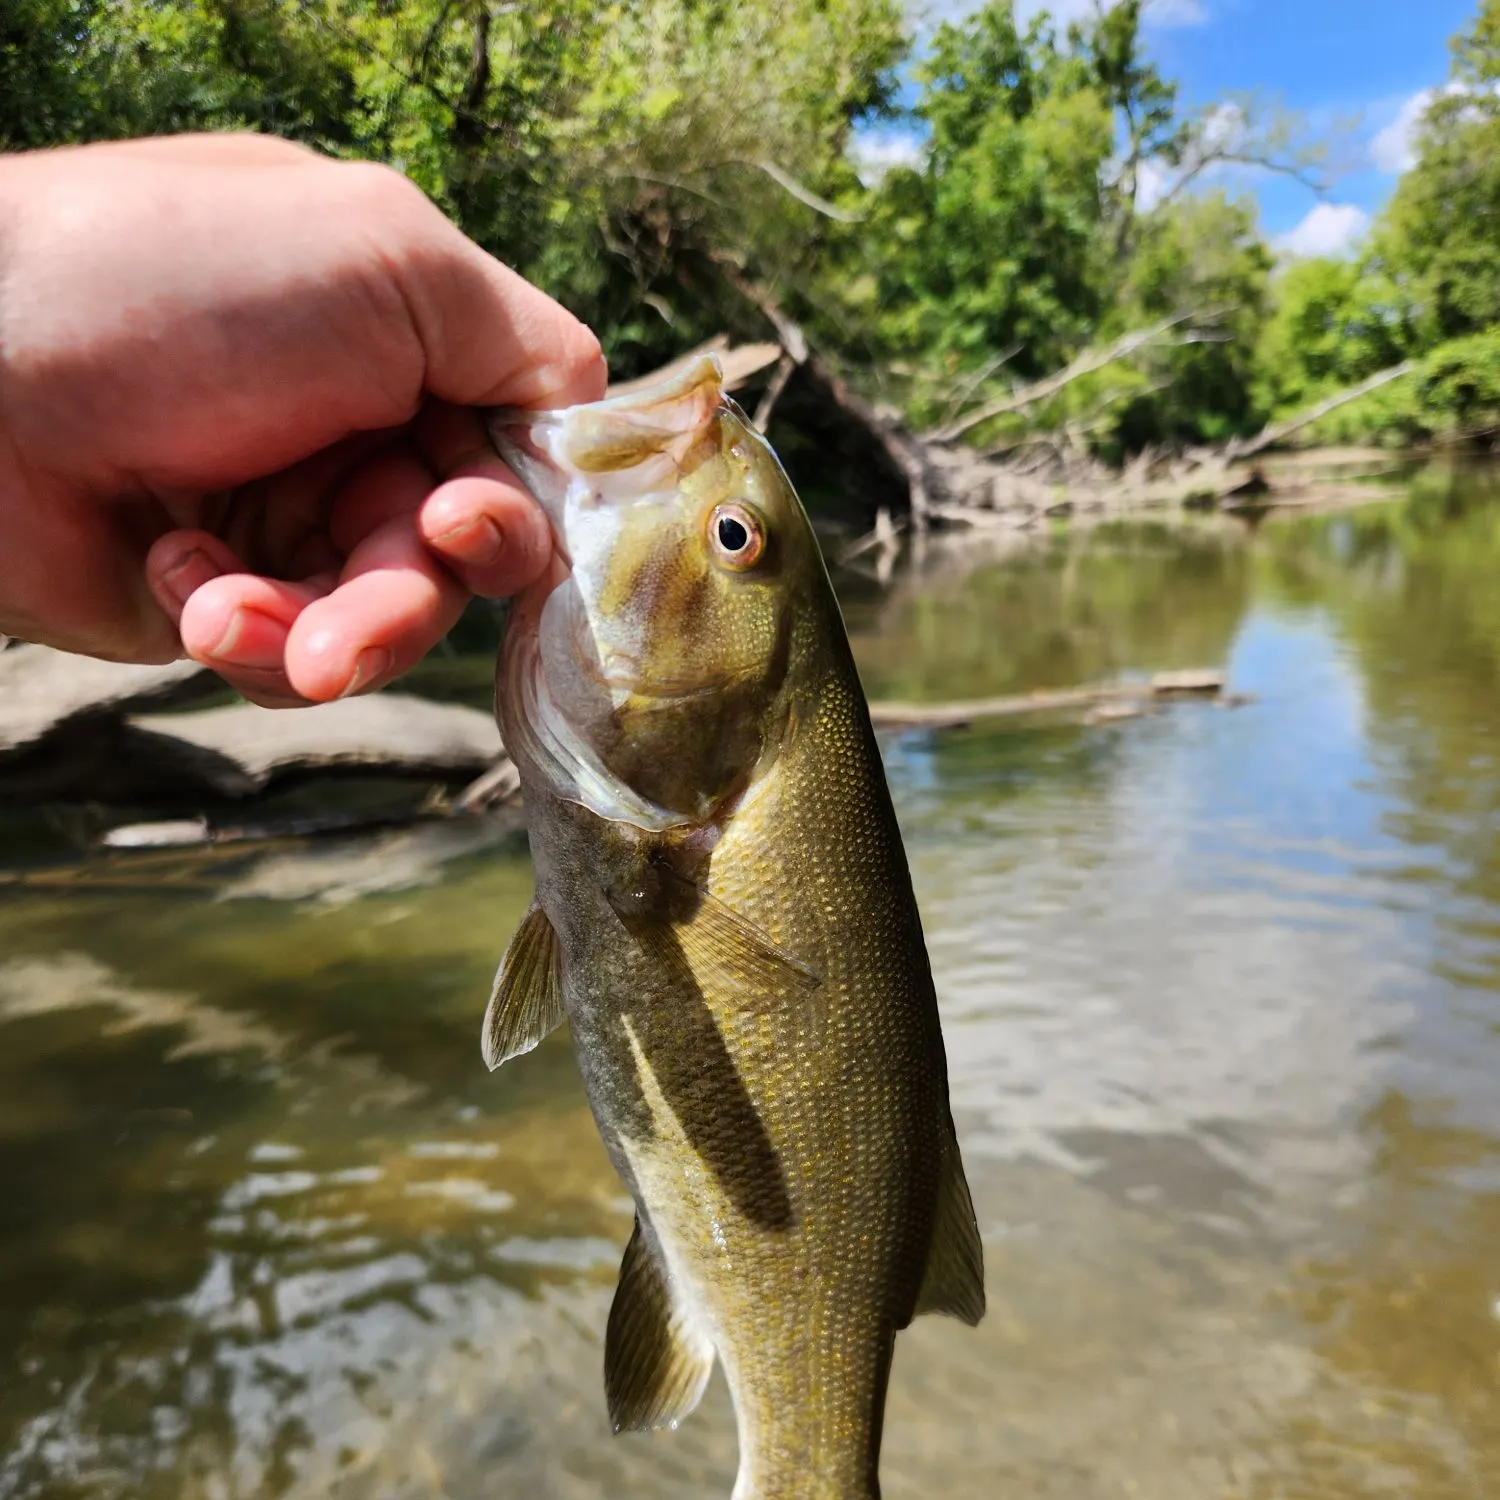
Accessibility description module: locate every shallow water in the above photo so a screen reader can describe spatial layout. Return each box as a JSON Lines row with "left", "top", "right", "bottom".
{"left": 4, "top": 470, "right": 1500, "bottom": 1498}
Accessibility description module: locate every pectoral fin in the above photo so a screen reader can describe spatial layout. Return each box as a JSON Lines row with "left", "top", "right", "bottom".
{"left": 911, "top": 1132, "right": 986, "bottom": 1327}
{"left": 610, "top": 864, "right": 821, "bottom": 995}
{"left": 480, "top": 900, "right": 566, "bottom": 1071}
{"left": 605, "top": 1218, "right": 715, "bottom": 1432}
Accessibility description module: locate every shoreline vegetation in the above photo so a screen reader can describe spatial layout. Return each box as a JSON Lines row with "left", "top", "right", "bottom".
{"left": 10, "top": 0, "right": 1500, "bottom": 509}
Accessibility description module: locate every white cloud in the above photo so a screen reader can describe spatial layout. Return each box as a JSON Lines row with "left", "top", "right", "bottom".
{"left": 1143, "top": 0, "right": 1206, "bottom": 24}
{"left": 1135, "top": 157, "right": 1173, "bottom": 212}
{"left": 1201, "top": 99, "right": 1246, "bottom": 152}
{"left": 848, "top": 129, "right": 926, "bottom": 185}
{"left": 1369, "top": 83, "right": 1500, "bottom": 174}
{"left": 1013, "top": 0, "right": 1101, "bottom": 19}
{"left": 1370, "top": 89, "right": 1436, "bottom": 175}
{"left": 1275, "top": 203, "right": 1370, "bottom": 260}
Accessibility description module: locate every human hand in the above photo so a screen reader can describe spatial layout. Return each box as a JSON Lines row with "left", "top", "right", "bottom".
{"left": 0, "top": 133, "right": 605, "bottom": 705}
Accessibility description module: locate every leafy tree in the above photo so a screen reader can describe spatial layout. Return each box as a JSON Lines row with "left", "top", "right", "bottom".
{"left": 1, "top": 0, "right": 906, "bottom": 377}
{"left": 24, "top": 0, "right": 1500, "bottom": 457}
{"left": 1254, "top": 256, "right": 1412, "bottom": 414}
{"left": 839, "top": 3, "right": 1116, "bottom": 385}
{"left": 1378, "top": 0, "right": 1500, "bottom": 341}
{"left": 1109, "top": 191, "right": 1272, "bottom": 446}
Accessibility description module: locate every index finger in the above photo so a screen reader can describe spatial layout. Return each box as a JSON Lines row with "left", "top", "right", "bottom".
{"left": 375, "top": 171, "right": 609, "bottom": 411}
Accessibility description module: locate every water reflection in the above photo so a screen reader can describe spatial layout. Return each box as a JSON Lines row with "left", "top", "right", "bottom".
{"left": 3, "top": 473, "right": 1500, "bottom": 1497}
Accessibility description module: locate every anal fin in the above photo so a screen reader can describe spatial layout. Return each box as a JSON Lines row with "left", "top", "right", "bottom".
{"left": 480, "top": 899, "right": 566, "bottom": 1070}
{"left": 605, "top": 1218, "right": 715, "bottom": 1432}
{"left": 911, "top": 1130, "right": 986, "bottom": 1327}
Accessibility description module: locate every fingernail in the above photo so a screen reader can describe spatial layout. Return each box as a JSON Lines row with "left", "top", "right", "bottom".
{"left": 206, "top": 607, "right": 287, "bottom": 670}
{"left": 159, "top": 549, "right": 222, "bottom": 610}
{"left": 436, "top": 515, "right": 504, "bottom": 565}
{"left": 340, "top": 646, "right": 393, "bottom": 698}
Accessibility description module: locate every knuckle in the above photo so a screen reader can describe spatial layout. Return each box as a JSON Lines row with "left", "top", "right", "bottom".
{"left": 340, "top": 160, "right": 433, "bottom": 223}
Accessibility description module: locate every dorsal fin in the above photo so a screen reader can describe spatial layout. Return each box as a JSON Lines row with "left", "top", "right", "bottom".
{"left": 910, "top": 1129, "right": 986, "bottom": 1327}
{"left": 605, "top": 1218, "right": 716, "bottom": 1432}
{"left": 480, "top": 900, "right": 566, "bottom": 1070}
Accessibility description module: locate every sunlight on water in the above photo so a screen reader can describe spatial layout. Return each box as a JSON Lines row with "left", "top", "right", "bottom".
{"left": 3, "top": 472, "right": 1500, "bottom": 1498}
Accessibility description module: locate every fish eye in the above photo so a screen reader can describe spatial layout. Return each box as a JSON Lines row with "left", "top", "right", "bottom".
{"left": 708, "top": 503, "right": 765, "bottom": 570}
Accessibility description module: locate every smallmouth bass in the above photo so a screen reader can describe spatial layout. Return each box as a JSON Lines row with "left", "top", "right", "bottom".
{"left": 482, "top": 356, "right": 983, "bottom": 1500}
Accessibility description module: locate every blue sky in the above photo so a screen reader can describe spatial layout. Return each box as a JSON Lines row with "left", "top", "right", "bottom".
{"left": 867, "top": 0, "right": 1480, "bottom": 257}
{"left": 1138, "top": 0, "right": 1475, "bottom": 251}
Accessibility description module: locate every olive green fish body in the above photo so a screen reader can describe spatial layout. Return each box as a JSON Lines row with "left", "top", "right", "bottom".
{"left": 484, "top": 359, "right": 982, "bottom": 1499}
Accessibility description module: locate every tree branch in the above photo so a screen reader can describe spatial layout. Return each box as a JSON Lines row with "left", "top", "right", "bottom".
{"left": 926, "top": 312, "right": 1217, "bottom": 443}
{"left": 725, "top": 157, "right": 866, "bottom": 222}
{"left": 1225, "top": 362, "right": 1416, "bottom": 461}
{"left": 937, "top": 344, "right": 1024, "bottom": 429}
{"left": 1157, "top": 151, "right": 1327, "bottom": 210}
{"left": 719, "top": 268, "right": 937, "bottom": 531}
{"left": 753, "top": 351, "right": 798, "bottom": 430}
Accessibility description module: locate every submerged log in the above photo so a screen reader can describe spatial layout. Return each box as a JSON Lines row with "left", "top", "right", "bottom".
{"left": 867, "top": 669, "right": 1230, "bottom": 731}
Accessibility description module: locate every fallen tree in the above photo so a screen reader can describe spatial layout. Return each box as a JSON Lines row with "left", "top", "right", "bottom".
{"left": 679, "top": 298, "right": 1417, "bottom": 533}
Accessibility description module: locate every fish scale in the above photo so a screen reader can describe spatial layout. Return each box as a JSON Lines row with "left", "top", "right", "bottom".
{"left": 480, "top": 356, "right": 983, "bottom": 1500}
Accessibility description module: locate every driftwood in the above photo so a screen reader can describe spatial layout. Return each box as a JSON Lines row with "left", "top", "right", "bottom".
{"left": 127, "top": 694, "right": 504, "bottom": 793}
{"left": 0, "top": 645, "right": 515, "bottom": 810}
{"left": 0, "top": 645, "right": 212, "bottom": 755}
{"left": 868, "top": 670, "right": 1229, "bottom": 731}
{"left": 96, "top": 806, "right": 464, "bottom": 851}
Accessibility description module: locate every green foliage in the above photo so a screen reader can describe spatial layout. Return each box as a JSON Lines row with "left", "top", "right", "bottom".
{"left": 1420, "top": 329, "right": 1500, "bottom": 431}
{"left": 9, "top": 0, "right": 1500, "bottom": 455}
{"left": 1257, "top": 0, "right": 1500, "bottom": 449}
{"left": 1108, "top": 193, "right": 1272, "bottom": 447}
{"left": 3, "top": 0, "right": 904, "bottom": 375}
{"left": 810, "top": 0, "right": 1256, "bottom": 436}
{"left": 1376, "top": 0, "right": 1500, "bottom": 343}
{"left": 824, "top": 3, "right": 1118, "bottom": 387}
{"left": 0, "top": 0, "right": 195, "bottom": 146}
{"left": 1253, "top": 255, "right": 1415, "bottom": 426}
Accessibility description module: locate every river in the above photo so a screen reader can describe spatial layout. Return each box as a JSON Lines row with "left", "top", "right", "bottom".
{"left": 2, "top": 466, "right": 1498, "bottom": 1498}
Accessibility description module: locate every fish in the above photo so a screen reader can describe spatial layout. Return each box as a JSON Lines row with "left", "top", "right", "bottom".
{"left": 481, "top": 354, "right": 983, "bottom": 1500}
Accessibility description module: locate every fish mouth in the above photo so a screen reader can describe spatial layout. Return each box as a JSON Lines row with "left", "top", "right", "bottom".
{"left": 485, "top": 355, "right": 725, "bottom": 543}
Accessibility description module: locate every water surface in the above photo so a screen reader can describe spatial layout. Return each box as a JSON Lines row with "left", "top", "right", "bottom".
{"left": 3, "top": 470, "right": 1500, "bottom": 1498}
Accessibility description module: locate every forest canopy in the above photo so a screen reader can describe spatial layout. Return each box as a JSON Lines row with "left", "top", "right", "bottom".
{"left": 5, "top": 0, "right": 1500, "bottom": 454}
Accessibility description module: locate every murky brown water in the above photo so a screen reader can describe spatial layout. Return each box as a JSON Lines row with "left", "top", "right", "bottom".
{"left": 3, "top": 468, "right": 1500, "bottom": 1498}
